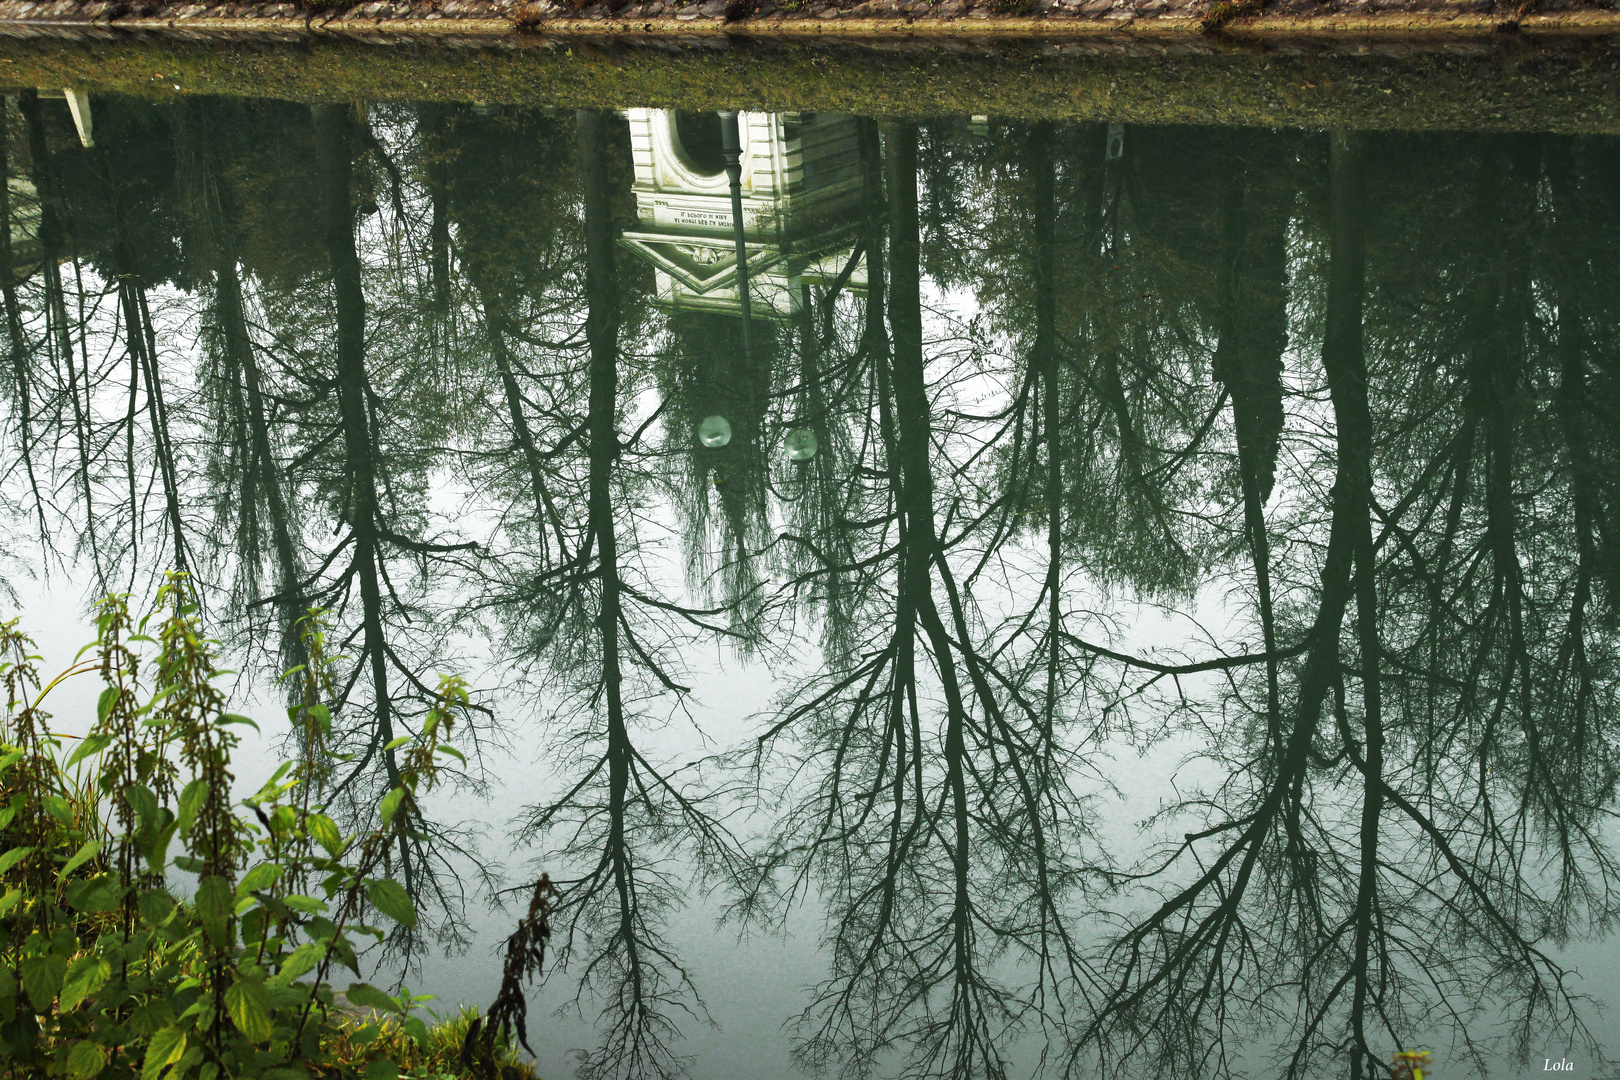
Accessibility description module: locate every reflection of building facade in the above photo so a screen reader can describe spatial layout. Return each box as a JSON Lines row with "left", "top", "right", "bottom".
{"left": 620, "top": 110, "right": 865, "bottom": 321}
{"left": 7, "top": 176, "right": 41, "bottom": 278}
{"left": 4, "top": 90, "right": 84, "bottom": 278}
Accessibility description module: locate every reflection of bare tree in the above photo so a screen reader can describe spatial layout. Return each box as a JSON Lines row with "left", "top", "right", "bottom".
{"left": 1052, "top": 125, "right": 1233, "bottom": 598}
{"left": 110, "top": 212, "right": 192, "bottom": 582}
{"left": 173, "top": 99, "right": 308, "bottom": 678}
{"left": 514, "top": 109, "right": 743, "bottom": 1080}
{"left": 1212, "top": 130, "right": 1290, "bottom": 753}
{"left": 1543, "top": 135, "right": 1620, "bottom": 809}
{"left": 270, "top": 102, "right": 490, "bottom": 955}
{"left": 5, "top": 95, "right": 1620, "bottom": 1080}
{"left": 772, "top": 116, "right": 885, "bottom": 668}
{"left": 1, "top": 98, "right": 49, "bottom": 555}
{"left": 18, "top": 90, "right": 103, "bottom": 582}
{"left": 197, "top": 206, "right": 309, "bottom": 677}
{"left": 1070, "top": 131, "right": 1620, "bottom": 1080}
{"left": 740, "top": 120, "right": 1107, "bottom": 1080}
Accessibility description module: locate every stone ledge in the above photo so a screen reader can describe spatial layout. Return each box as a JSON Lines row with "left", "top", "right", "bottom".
{"left": 0, "top": 0, "right": 1616, "bottom": 33}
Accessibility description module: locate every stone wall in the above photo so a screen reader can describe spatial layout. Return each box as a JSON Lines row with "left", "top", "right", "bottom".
{"left": 0, "top": 0, "right": 1615, "bottom": 33}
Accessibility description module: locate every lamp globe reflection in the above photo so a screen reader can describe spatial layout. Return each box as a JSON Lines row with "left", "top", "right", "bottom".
{"left": 785, "top": 428, "right": 819, "bottom": 462}
{"left": 698, "top": 415, "right": 733, "bottom": 448}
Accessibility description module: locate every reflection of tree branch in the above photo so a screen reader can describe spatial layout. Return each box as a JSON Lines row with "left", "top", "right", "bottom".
{"left": 1057, "top": 631, "right": 1307, "bottom": 676}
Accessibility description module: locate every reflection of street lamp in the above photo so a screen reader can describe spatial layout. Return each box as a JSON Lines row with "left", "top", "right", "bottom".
{"left": 784, "top": 428, "right": 818, "bottom": 461}
{"left": 718, "top": 110, "right": 754, "bottom": 366}
{"left": 699, "top": 415, "right": 733, "bottom": 448}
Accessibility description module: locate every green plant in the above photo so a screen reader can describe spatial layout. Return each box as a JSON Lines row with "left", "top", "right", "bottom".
{"left": 0, "top": 577, "right": 514, "bottom": 1080}
{"left": 323, "top": 1005, "right": 538, "bottom": 1080}
{"left": 1201, "top": 0, "right": 1264, "bottom": 29}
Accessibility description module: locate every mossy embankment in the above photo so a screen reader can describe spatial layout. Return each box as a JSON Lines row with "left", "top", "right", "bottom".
{"left": 0, "top": 26, "right": 1616, "bottom": 131}
{"left": 1, "top": 0, "right": 1619, "bottom": 33}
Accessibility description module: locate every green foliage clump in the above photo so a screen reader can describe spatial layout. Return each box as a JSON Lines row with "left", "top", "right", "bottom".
{"left": 0, "top": 576, "right": 529, "bottom": 1080}
{"left": 1200, "top": 0, "right": 1263, "bottom": 29}
{"left": 323, "top": 1004, "right": 538, "bottom": 1080}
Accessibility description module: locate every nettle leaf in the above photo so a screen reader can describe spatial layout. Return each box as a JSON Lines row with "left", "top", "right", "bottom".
{"left": 42, "top": 794, "right": 75, "bottom": 827}
{"left": 123, "top": 1003, "right": 172, "bottom": 1036}
{"left": 0, "top": 846, "right": 31, "bottom": 874}
{"left": 0, "top": 886, "right": 21, "bottom": 917}
{"left": 67, "top": 874, "right": 126, "bottom": 913}
{"left": 364, "top": 1059, "right": 399, "bottom": 1080}
{"left": 138, "top": 888, "right": 177, "bottom": 928}
{"left": 127, "top": 999, "right": 177, "bottom": 1037}
{"left": 124, "top": 783, "right": 161, "bottom": 833}
{"left": 239, "top": 906, "right": 268, "bottom": 948}
{"left": 225, "top": 980, "right": 274, "bottom": 1043}
{"left": 237, "top": 863, "right": 285, "bottom": 898}
{"left": 142, "top": 819, "right": 179, "bottom": 874}
{"left": 327, "top": 934, "right": 361, "bottom": 976}
{"left": 141, "top": 1026, "right": 186, "bottom": 1080}
{"left": 254, "top": 892, "right": 299, "bottom": 922}
{"left": 365, "top": 879, "right": 417, "bottom": 929}
{"left": 61, "top": 838, "right": 102, "bottom": 879}
{"left": 65, "top": 1039, "right": 108, "bottom": 1080}
{"left": 274, "top": 942, "right": 325, "bottom": 985}
{"left": 4, "top": 1014, "right": 39, "bottom": 1056}
{"left": 267, "top": 983, "right": 311, "bottom": 1011}
{"left": 96, "top": 686, "right": 120, "bottom": 724}
{"left": 305, "top": 813, "right": 343, "bottom": 856}
{"left": 59, "top": 956, "right": 111, "bottom": 1011}
{"left": 344, "top": 982, "right": 402, "bottom": 1014}
{"left": 282, "top": 894, "right": 328, "bottom": 914}
{"left": 67, "top": 730, "right": 113, "bottom": 767}
{"left": 172, "top": 1046, "right": 205, "bottom": 1079}
{"left": 377, "top": 787, "right": 405, "bottom": 828}
{"left": 260, "top": 761, "right": 294, "bottom": 796}
{"left": 194, "top": 875, "right": 234, "bottom": 948}
{"left": 176, "top": 780, "right": 209, "bottom": 837}
{"left": 20, "top": 954, "right": 67, "bottom": 1010}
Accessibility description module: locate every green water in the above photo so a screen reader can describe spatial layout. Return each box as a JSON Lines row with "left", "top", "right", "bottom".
{"left": 3, "top": 86, "right": 1619, "bottom": 1079}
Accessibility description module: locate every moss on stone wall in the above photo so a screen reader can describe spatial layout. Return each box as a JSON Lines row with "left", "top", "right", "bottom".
{"left": 0, "top": 28, "right": 1615, "bottom": 131}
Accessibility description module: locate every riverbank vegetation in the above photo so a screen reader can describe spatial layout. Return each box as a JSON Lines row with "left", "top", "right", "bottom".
{"left": 0, "top": 583, "right": 547, "bottom": 1080}
{"left": 0, "top": 33, "right": 1617, "bottom": 136}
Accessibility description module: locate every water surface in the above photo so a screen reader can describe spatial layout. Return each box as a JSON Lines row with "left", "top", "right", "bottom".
{"left": 3, "top": 92, "right": 1620, "bottom": 1080}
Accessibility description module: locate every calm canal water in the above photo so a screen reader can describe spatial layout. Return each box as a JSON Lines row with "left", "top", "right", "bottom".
{"left": 3, "top": 90, "right": 1619, "bottom": 1079}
